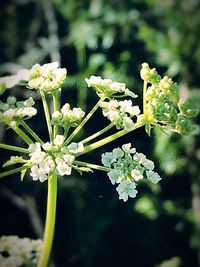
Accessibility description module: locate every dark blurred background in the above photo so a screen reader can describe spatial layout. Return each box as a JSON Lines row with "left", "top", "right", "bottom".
{"left": 0, "top": 0, "right": 200, "bottom": 267}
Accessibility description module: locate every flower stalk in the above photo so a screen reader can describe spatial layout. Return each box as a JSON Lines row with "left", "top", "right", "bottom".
{"left": 37, "top": 173, "right": 57, "bottom": 267}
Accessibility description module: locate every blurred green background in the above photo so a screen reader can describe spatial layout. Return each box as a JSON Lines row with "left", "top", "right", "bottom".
{"left": 0, "top": 0, "right": 200, "bottom": 266}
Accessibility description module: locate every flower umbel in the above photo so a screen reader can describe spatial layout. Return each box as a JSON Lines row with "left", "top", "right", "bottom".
{"left": 101, "top": 143, "right": 161, "bottom": 201}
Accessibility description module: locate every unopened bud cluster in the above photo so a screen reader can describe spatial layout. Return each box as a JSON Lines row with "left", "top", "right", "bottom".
{"left": 0, "top": 96, "right": 36, "bottom": 125}
{"left": 51, "top": 103, "right": 85, "bottom": 129}
{"left": 85, "top": 75, "right": 137, "bottom": 98}
{"left": 101, "top": 143, "right": 161, "bottom": 201}
{"left": 140, "top": 63, "right": 199, "bottom": 135}
{"left": 28, "top": 62, "right": 67, "bottom": 92}
{"left": 0, "top": 235, "right": 42, "bottom": 267}
{"left": 99, "top": 99, "right": 140, "bottom": 131}
{"left": 0, "top": 62, "right": 67, "bottom": 94}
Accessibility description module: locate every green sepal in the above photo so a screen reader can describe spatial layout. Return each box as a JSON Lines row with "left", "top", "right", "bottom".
{"left": 145, "top": 123, "right": 151, "bottom": 136}
{"left": 3, "top": 156, "right": 27, "bottom": 167}
{"left": 78, "top": 167, "right": 93, "bottom": 173}
{"left": 20, "top": 168, "right": 28, "bottom": 181}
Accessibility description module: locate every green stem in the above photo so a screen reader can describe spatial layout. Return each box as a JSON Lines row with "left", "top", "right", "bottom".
{"left": 74, "top": 160, "right": 111, "bottom": 172}
{"left": 143, "top": 81, "right": 147, "bottom": 114}
{"left": 0, "top": 143, "right": 29, "bottom": 153}
{"left": 77, "top": 122, "right": 144, "bottom": 156}
{"left": 64, "top": 126, "right": 70, "bottom": 139}
{"left": 20, "top": 120, "right": 44, "bottom": 144}
{"left": 80, "top": 123, "right": 114, "bottom": 144}
{"left": 0, "top": 165, "right": 28, "bottom": 178}
{"left": 38, "top": 173, "right": 57, "bottom": 267}
{"left": 64, "top": 100, "right": 101, "bottom": 145}
{"left": 40, "top": 91, "right": 53, "bottom": 141}
{"left": 52, "top": 91, "right": 59, "bottom": 138}
{"left": 10, "top": 125, "right": 33, "bottom": 145}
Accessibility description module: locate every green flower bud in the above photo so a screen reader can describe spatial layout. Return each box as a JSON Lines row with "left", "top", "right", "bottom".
{"left": 178, "top": 98, "right": 199, "bottom": 118}
{"left": 175, "top": 115, "right": 197, "bottom": 135}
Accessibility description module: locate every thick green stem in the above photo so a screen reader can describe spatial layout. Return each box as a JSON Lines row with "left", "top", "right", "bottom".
{"left": 64, "top": 100, "right": 101, "bottom": 145}
{"left": 0, "top": 165, "right": 28, "bottom": 178}
{"left": 0, "top": 143, "right": 29, "bottom": 153}
{"left": 20, "top": 120, "right": 44, "bottom": 144}
{"left": 38, "top": 173, "right": 57, "bottom": 267}
{"left": 77, "top": 122, "right": 144, "bottom": 156}
{"left": 40, "top": 91, "right": 53, "bottom": 141}
{"left": 80, "top": 123, "right": 114, "bottom": 144}
{"left": 74, "top": 160, "right": 111, "bottom": 172}
{"left": 38, "top": 91, "right": 59, "bottom": 267}
{"left": 52, "top": 92, "right": 59, "bottom": 138}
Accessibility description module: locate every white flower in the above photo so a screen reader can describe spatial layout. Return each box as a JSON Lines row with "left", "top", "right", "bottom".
{"left": 61, "top": 103, "right": 70, "bottom": 114}
{"left": 116, "top": 181, "right": 138, "bottom": 202}
{"left": 142, "top": 159, "right": 154, "bottom": 171}
{"left": 124, "top": 88, "right": 138, "bottom": 98}
{"left": 54, "top": 134, "right": 65, "bottom": 146}
{"left": 112, "top": 148, "right": 124, "bottom": 159}
{"left": 30, "top": 165, "right": 48, "bottom": 182}
{"left": 28, "top": 62, "right": 67, "bottom": 91}
{"left": 68, "top": 142, "right": 84, "bottom": 154}
{"left": 106, "top": 110, "right": 121, "bottom": 122}
{"left": 42, "top": 142, "right": 52, "bottom": 151}
{"left": 41, "top": 62, "right": 59, "bottom": 75}
{"left": 17, "top": 69, "right": 30, "bottom": 81}
{"left": 85, "top": 75, "right": 103, "bottom": 87}
{"left": 39, "top": 156, "right": 55, "bottom": 173}
{"left": 28, "top": 142, "right": 41, "bottom": 153}
{"left": 122, "top": 116, "right": 135, "bottom": 131}
{"left": 56, "top": 158, "right": 72, "bottom": 176}
{"left": 107, "top": 169, "right": 124, "bottom": 185}
{"left": 85, "top": 75, "right": 136, "bottom": 97}
{"left": 0, "top": 75, "right": 19, "bottom": 89}
{"left": 52, "top": 111, "right": 62, "bottom": 120}
{"left": 63, "top": 154, "right": 75, "bottom": 165}
{"left": 146, "top": 170, "right": 161, "bottom": 184}
{"left": 23, "top": 97, "right": 35, "bottom": 107}
{"left": 2, "top": 109, "right": 15, "bottom": 119}
{"left": 119, "top": 100, "right": 133, "bottom": 113}
{"left": 131, "top": 169, "right": 143, "bottom": 181}
{"left": 101, "top": 152, "right": 116, "bottom": 167}
{"left": 30, "top": 151, "right": 46, "bottom": 164}
{"left": 122, "top": 143, "right": 136, "bottom": 154}
{"left": 133, "top": 152, "right": 146, "bottom": 164}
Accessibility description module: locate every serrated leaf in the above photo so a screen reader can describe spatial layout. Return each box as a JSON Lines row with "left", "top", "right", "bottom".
{"left": 145, "top": 123, "right": 152, "bottom": 136}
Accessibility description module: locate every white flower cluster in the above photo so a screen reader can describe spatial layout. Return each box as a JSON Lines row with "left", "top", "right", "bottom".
{"left": 85, "top": 75, "right": 137, "bottom": 98}
{"left": 0, "top": 235, "right": 42, "bottom": 267}
{"left": 51, "top": 103, "right": 85, "bottom": 128}
{"left": 101, "top": 143, "right": 161, "bottom": 201}
{"left": 28, "top": 62, "right": 67, "bottom": 92}
{"left": 0, "top": 96, "right": 37, "bottom": 125}
{"left": 27, "top": 137, "right": 84, "bottom": 182}
{"left": 0, "top": 62, "right": 66, "bottom": 94}
{"left": 99, "top": 100, "right": 140, "bottom": 131}
{"left": 0, "top": 69, "right": 30, "bottom": 95}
